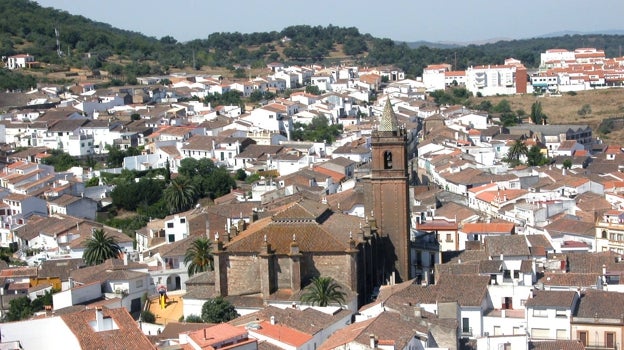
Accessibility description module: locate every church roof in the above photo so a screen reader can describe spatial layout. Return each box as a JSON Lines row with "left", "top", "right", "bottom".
{"left": 224, "top": 199, "right": 360, "bottom": 254}
{"left": 378, "top": 98, "right": 399, "bottom": 132}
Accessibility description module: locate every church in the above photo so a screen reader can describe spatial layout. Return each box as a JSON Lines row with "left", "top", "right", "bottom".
{"left": 206, "top": 99, "right": 412, "bottom": 307}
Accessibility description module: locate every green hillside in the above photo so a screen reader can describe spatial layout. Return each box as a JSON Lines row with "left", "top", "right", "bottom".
{"left": 2, "top": 0, "right": 624, "bottom": 90}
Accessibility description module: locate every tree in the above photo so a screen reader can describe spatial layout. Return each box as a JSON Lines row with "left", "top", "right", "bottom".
{"left": 305, "top": 85, "right": 321, "bottom": 95}
{"left": 235, "top": 169, "right": 247, "bottom": 181}
{"left": 184, "top": 237, "right": 213, "bottom": 277}
{"left": 4, "top": 296, "right": 33, "bottom": 322}
{"left": 163, "top": 177, "right": 197, "bottom": 214}
{"left": 4, "top": 291, "right": 53, "bottom": 322}
{"left": 577, "top": 104, "right": 592, "bottom": 117}
{"left": 110, "top": 178, "right": 164, "bottom": 211}
{"left": 41, "top": 150, "right": 78, "bottom": 171}
{"left": 185, "top": 314, "right": 204, "bottom": 323}
{"left": 291, "top": 116, "right": 343, "bottom": 143}
{"left": 83, "top": 229, "right": 122, "bottom": 266}
{"left": 562, "top": 159, "right": 573, "bottom": 169}
{"left": 201, "top": 296, "right": 239, "bottom": 323}
{"left": 300, "top": 276, "right": 346, "bottom": 307}
{"left": 530, "top": 101, "right": 548, "bottom": 125}
{"left": 492, "top": 99, "right": 512, "bottom": 113}
{"left": 526, "top": 145, "right": 548, "bottom": 166}
{"left": 141, "top": 310, "right": 156, "bottom": 323}
{"left": 504, "top": 139, "right": 528, "bottom": 167}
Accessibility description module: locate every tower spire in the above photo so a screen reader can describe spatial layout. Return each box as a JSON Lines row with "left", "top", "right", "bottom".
{"left": 379, "top": 97, "right": 399, "bottom": 132}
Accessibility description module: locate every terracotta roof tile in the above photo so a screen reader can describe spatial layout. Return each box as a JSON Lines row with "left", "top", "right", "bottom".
{"left": 525, "top": 290, "right": 577, "bottom": 308}
{"left": 529, "top": 340, "right": 585, "bottom": 350}
{"left": 461, "top": 222, "right": 515, "bottom": 234}
{"left": 575, "top": 290, "right": 624, "bottom": 319}
{"left": 60, "top": 307, "right": 156, "bottom": 349}
{"left": 538, "top": 272, "right": 598, "bottom": 287}
{"left": 226, "top": 200, "right": 359, "bottom": 255}
{"left": 485, "top": 235, "right": 530, "bottom": 257}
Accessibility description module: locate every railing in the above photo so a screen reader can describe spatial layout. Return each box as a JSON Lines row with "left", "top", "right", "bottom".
{"left": 461, "top": 327, "right": 473, "bottom": 337}
{"left": 584, "top": 342, "right": 617, "bottom": 350}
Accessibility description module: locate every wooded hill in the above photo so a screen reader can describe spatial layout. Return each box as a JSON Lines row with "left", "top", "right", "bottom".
{"left": 2, "top": 0, "right": 624, "bottom": 89}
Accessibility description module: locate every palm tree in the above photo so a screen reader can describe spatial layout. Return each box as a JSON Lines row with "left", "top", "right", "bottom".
{"left": 83, "top": 229, "right": 122, "bottom": 266}
{"left": 184, "top": 237, "right": 213, "bottom": 277}
{"left": 164, "top": 177, "right": 197, "bottom": 214}
{"left": 300, "top": 276, "right": 346, "bottom": 307}
{"left": 505, "top": 139, "right": 528, "bottom": 166}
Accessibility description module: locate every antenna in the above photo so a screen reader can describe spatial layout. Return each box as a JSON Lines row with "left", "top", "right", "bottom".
{"left": 55, "top": 27, "right": 64, "bottom": 58}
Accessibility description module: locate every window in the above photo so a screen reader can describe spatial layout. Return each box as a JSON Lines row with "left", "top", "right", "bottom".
{"left": 555, "top": 309, "right": 567, "bottom": 317}
{"left": 461, "top": 318, "right": 470, "bottom": 334}
{"left": 168, "top": 234, "right": 175, "bottom": 243}
{"left": 135, "top": 279, "right": 143, "bottom": 288}
{"left": 180, "top": 218, "right": 186, "bottom": 224}
{"left": 383, "top": 151, "right": 393, "bottom": 169}
{"left": 606, "top": 332, "right": 615, "bottom": 348}
{"left": 532, "top": 309, "right": 548, "bottom": 317}
{"left": 446, "top": 233, "right": 452, "bottom": 242}
{"left": 578, "top": 331, "right": 588, "bottom": 346}
{"left": 531, "top": 328, "right": 549, "bottom": 339}
{"left": 556, "top": 329, "right": 567, "bottom": 340}
{"left": 167, "top": 222, "right": 174, "bottom": 228}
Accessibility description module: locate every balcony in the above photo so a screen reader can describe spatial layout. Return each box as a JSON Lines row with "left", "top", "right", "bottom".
{"left": 461, "top": 327, "right": 473, "bottom": 337}
{"left": 584, "top": 343, "right": 617, "bottom": 350}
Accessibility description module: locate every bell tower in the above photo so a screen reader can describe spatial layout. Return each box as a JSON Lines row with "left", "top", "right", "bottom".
{"left": 371, "top": 98, "right": 410, "bottom": 282}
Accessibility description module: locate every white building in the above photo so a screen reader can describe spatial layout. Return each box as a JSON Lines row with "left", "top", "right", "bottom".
{"left": 6, "top": 54, "right": 36, "bottom": 70}
{"left": 465, "top": 59, "right": 527, "bottom": 97}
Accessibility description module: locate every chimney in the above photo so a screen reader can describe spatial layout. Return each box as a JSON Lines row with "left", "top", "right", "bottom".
{"left": 414, "top": 306, "right": 422, "bottom": 318}
{"left": 369, "top": 334, "right": 377, "bottom": 349}
{"left": 270, "top": 316, "right": 276, "bottom": 325}
{"left": 603, "top": 264, "right": 607, "bottom": 276}
{"left": 95, "top": 307, "right": 104, "bottom": 331}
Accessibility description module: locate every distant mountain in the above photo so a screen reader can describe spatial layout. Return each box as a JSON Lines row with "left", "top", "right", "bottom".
{"left": 401, "top": 41, "right": 463, "bottom": 49}
{"left": 536, "top": 29, "right": 624, "bottom": 38}
{"left": 3, "top": 0, "right": 624, "bottom": 90}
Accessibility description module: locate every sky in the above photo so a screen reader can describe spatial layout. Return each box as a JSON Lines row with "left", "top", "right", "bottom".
{"left": 35, "top": 0, "right": 624, "bottom": 44}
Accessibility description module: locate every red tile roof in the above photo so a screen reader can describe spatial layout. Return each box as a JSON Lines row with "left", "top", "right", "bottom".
{"left": 461, "top": 222, "right": 515, "bottom": 234}
{"left": 60, "top": 307, "right": 156, "bottom": 350}
{"left": 253, "top": 320, "right": 312, "bottom": 347}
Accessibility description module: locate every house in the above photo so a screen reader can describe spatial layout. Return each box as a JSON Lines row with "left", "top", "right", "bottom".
{"left": 525, "top": 290, "right": 579, "bottom": 340}
{"left": 6, "top": 54, "right": 37, "bottom": 70}
{"left": 320, "top": 309, "right": 458, "bottom": 350}
{"left": 596, "top": 210, "right": 624, "bottom": 254}
{"left": 459, "top": 222, "right": 515, "bottom": 250}
{"left": 316, "top": 157, "right": 356, "bottom": 178}
{"left": 61, "top": 258, "right": 151, "bottom": 313}
{"left": 0, "top": 306, "right": 155, "bottom": 349}
{"left": 367, "top": 274, "right": 490, "bottom": 339}
{"left": 331, "top": 143, "right": 371, "bottom": 163}
{"left": 143, "top": 236, "right": 201, "bottom": 292}
{"left": 230, "top": 305, "right": 353, "bottom": 350}
{"left": 42, "top": 119, "right": 93, "bottom": 155}
{"left": 178, "top": 323, "right": 258, "bottom": 350}
{"left": 48, "top": 194, "right": 98, "bottom": 220}
{"left": 571, "top": 290, "right": 624, "bottom": 348}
